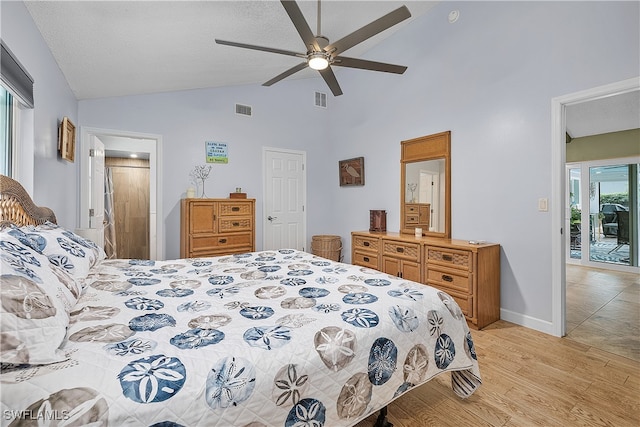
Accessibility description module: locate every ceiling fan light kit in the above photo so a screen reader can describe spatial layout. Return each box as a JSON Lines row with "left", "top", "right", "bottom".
{"left": 215, "top": 0, "right": 411, "bottom": 96}
{"left": 308, "top": 52, "right": 330, "bottom": 70}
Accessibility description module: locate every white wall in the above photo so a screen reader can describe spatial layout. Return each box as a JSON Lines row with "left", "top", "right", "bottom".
{"left": 0, "top": 1, "right": 79, "bottom": 228}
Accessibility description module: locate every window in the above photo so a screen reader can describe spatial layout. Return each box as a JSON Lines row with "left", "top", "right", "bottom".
{"left": 1, "top": 85, "right": 17, "bottom": 176}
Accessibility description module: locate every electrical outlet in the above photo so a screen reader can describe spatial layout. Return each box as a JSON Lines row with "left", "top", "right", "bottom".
{"left": 538, "top": 198, "right": 548, "bottom": 212}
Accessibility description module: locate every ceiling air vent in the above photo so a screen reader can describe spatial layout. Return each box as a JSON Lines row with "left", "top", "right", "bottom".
{"left": 235, "top": 103, "right": 252, "bottom": 117}
{"left": 314, "top": 91, "right": 327, "bottom": 108}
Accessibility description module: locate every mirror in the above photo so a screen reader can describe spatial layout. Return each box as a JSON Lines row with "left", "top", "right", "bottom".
{"left": 400, "top": 131, "right": 451, "bottom": 238}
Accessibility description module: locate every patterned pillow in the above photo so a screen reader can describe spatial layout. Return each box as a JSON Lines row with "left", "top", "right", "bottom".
{"left": 0, "top": 227, "right": 73, "bottom": 364}
{"left": 20, "top": 222, "right": 106, "bottom": 287}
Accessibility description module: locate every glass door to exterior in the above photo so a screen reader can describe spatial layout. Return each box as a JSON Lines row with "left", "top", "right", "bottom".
{"left": 567, "top": 159, "right": 639, "bottom": 271}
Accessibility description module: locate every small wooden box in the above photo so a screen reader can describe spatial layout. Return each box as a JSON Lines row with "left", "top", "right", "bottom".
{"left": 229, "top": 192, "right": 247, "bottom": 199}
{"left": 369, "top": 210, "right": 387, "bottom": 232}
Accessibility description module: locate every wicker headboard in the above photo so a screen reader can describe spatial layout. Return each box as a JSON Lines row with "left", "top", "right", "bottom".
{"left": 0, "top": 174, "right": 57, "bottom": 227}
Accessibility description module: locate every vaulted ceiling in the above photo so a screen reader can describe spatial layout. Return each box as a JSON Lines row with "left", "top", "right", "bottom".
{"left": 24, "top": 1, "right": 639, "bottom": 138}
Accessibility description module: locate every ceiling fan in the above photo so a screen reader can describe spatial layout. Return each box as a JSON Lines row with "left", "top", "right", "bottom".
{"left": 215, "top": 0, "right": 411, "bottom": 96}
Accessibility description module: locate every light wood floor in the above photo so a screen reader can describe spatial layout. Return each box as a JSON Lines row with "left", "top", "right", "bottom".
{"left": 565, "top": 264, "right": 639, "bottom": 361}
{"left": 354, "top": 266, "right": 640, "bottom": 426}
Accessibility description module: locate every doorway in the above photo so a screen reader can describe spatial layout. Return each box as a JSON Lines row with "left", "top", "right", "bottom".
{"left": 551, "top": 77, "right": 640, "bottom": 337}
{"left": 80, "top": 127, "right": 163, "bottom": 260}
{"left": 262, "top": 147, "right": 306, "bottom": 251}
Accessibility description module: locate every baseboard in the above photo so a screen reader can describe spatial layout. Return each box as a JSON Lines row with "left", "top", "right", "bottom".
{"left": 499, "top": 308, "right": 555, "bottom": 336}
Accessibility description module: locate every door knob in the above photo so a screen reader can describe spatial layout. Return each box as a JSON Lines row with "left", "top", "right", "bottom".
{"left": 267, "top": 216, "right": 277, "bottom": 221}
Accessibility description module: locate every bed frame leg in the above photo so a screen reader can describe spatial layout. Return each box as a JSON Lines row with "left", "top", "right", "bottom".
{"left": 374, "top": 406, "right": 393, "bottom": 427}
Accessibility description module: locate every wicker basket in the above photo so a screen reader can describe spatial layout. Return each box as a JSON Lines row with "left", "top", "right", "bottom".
{"left": 311, "top": 235, "right": 342, "bottom": 261}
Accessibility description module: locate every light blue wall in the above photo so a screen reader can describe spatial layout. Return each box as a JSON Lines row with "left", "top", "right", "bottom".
{"left": 78, "top": 81, "right": 333, "bottom": 259}
{"left": 3, "top": 1, "right": 639, "bottom": 330}
{"left": 0, "top": 1, "right": 78, "bottom": 228}
{"left": 329, "top": 0, "right": 639, "bottom": 327}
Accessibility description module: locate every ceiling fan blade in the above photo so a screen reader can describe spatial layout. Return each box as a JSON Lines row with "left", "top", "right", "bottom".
{"left": 326, "top": 6, "right": 411, "bottom": 55}
{"left": 319, "top": 67, "right": 343, "bottom": 96}
{"left": 333, "top": 56, "right": 407, "bottom": 74}
{"left": 281, "top": 0, "right": 320, "bottom": 51}
{"left": 215, "top": 39, "right": 305, "bottom": 58}
{"left": 263, "top": 62, "right": 309, "bottom": 87}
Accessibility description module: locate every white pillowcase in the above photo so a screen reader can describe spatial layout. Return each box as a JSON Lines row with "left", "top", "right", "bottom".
{"left": 0, "top": 223, "right": 105, "bottom": 364}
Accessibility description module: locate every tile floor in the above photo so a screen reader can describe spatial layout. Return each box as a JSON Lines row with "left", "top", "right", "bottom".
{"left": 566, "top": 264, "right": 640, "bottom": 361}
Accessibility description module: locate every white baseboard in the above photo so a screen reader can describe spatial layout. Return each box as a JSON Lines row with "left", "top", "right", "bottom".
{"left": 499, "top": 308, "right": 556, "bottom": 336}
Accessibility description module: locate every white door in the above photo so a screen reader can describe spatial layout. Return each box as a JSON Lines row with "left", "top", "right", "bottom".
{"left": 419, "top": 170, "right": 439, "bottom": 231}
{"left": 263, "top": 148, "right": 306, "bottom": 251}
{"left": 89, "top": 136, "right": 105, "bottom": 231}
{"left": 76, "top": 135, "right": 105, "bottom": 248}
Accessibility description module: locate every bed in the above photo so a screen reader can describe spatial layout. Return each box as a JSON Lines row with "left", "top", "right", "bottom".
{"left": 0, "top": 174, "right": 481, "bottom": 427}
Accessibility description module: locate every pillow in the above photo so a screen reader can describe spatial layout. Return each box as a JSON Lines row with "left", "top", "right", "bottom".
{"left": 20, "top": 221, "right": 106, "bottom": 283}
{"left": 0, "top": 229, "right": 72, "bottom": 364}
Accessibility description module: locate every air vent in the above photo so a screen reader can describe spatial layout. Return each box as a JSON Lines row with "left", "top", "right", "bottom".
{"left": 314, "top": 91, "right": 327, "bottom": 108}
{"left": 235, "top": 103, "right": 252, "bottom": 117}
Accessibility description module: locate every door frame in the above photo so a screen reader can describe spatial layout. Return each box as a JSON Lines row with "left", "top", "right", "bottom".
{"left": 551, "top": 76, "right": 639, "bottom": 337}
{"left": 79, "top": 127, "right": 164, "bottom": 260}
{"left": 262, "top": 147, "right": 307, "bottom": 250}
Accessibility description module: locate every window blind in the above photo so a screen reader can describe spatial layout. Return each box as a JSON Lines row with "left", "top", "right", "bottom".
{"left": 1, "top": 40, "right": 34, "bottom": 108}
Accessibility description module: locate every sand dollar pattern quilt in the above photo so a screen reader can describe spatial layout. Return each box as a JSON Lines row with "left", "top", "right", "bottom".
{"left": 1, "top": 249, "right": 481, "bottom": 426}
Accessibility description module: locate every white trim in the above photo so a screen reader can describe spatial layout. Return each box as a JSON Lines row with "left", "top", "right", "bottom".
{"left": 80, "top": 127, "right": 164, "bottom": 260}
{"left": 500, "top": 308, "right": 554, "bottom": 335}
{"left": 551, "top": 77, "right": 640, "bottom": 337}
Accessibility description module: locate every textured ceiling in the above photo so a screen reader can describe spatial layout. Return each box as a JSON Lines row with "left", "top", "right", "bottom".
{"left": 566, "top": 90, "right": 640, "bottom": 138}
{"left": 25, "top": 0, "right": 438, "bottom": 100}
{"left": 24, "top": 1, "right": 639, "bottom": 138}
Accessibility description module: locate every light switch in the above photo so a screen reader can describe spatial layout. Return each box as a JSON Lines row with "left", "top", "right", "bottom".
{"left": 538, "top": 198, "right": 548, "bottom": 212}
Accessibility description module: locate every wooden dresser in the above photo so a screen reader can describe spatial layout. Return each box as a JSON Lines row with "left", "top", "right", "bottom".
{"left": 180, "top": 198, "right": 255, "bottom": 258}
{"left": 351, "top": 231, "right": 500, "bottom": 329}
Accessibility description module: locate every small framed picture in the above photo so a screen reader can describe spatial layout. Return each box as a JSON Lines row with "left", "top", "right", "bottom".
{"left": 58, "top": 117, "right": 76, "bottom": 162}
{"left": 339, "top": 156, "right": 364, "bottom": 186}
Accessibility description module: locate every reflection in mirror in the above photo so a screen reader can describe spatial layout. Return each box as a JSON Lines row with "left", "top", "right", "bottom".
{"left": 400, "top": 131, "right": 451, "bottom": 238}
{"left": 405, "top": 159, "right": 446, "bottom": 232}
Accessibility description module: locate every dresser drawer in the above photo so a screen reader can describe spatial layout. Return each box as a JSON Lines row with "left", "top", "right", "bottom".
{"left": 219, "top": 202, "right": 253, "bottom": 216}
{"left": 382, "top": 240, "right": 421, "bottom": 262}
{"left": 219, "top": 217, "right": 252, "bottom": 232}
{"left": 448, "top": 291, "right": 473, "bottom": 318}
{"left": 352, "top": 235, "right": 380, "bottom": 252}
{"left": 426, "top": 266, "right": 471, "bottom": 294}
{"left": 426, "top": 247, "right": 472, "bottom": 271}
{"left": 353, "top": 250, "right": 379, "bottom": 269}
{"left": 189, "top": 232, "right": 252, "bottom": 253}
{"left": 405, "top": 214, "right": 419, "bottom": 224}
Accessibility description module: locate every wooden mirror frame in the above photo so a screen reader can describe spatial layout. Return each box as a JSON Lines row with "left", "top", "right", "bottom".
{"left": 400, "top": 131, "right": 451, "bottom": 238}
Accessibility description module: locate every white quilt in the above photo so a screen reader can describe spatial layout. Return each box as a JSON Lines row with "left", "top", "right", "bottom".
{"left": 1, "top": 249, "right": 481, "bottom": 426}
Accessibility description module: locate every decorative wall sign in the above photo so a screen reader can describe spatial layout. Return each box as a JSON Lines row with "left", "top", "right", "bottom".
{"left": 58, "top": 117, "right": 76, "bottom": 162}
{"left": 206, "top": 141, "right": 228, "bottom": 164}
{"left": 339, "top": 157, "right": 364, "bottom": 186}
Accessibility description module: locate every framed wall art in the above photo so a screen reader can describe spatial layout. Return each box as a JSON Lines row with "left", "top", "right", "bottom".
{"left": 339, "top": 156, "right": 364, "bottom": 186}
{"left": 58, "top": 116, "right": 76, "bottom": 162}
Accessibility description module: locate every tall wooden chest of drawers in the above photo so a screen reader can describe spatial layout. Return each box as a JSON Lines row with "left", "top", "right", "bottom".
{"left": 180, "top": 198, "right": 255, "bottom": 258}
{"left": 351, "top": 231, "right": 500, "bottom": 329}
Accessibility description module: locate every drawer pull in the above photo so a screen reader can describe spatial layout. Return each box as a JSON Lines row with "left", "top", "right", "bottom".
{"left": 363, "top": 241, "right": 370, "bottom": 247}
{"left": 363, "top": 257, "right": 370, "bottom": 262}
{"left": 396, "top": 247, "right": 404, "bottom": 253}
{"left": 219, "top": 238, "right": 227, "bottom": 244}
{"left": 232, "top": 207, "right": 240, "bottom": 212}
{"left": 442, "top": 274, "right": 453, "bottom": 282}
{"left": 232, "top": 222, "right": 240, "bottom": 227}
{"left": 442, "top": 254, "right": 453, "bottom": 261}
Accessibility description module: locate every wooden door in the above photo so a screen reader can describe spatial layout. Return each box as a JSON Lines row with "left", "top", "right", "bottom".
{"left": 106, "top": 157, "right": 150, "bottom": 259}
